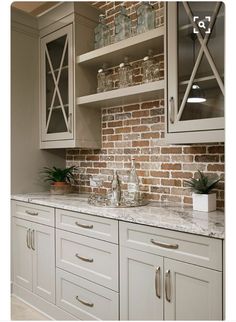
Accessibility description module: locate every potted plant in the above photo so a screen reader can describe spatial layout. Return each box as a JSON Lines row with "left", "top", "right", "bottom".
{"left": 41, "top": 166, "right": 77, "bottom": 194}
{"left": 184, "top": 170, "right": 220, "bottom": 212}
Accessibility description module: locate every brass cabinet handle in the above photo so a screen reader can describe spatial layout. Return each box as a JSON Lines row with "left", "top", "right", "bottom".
{"left": 31, "top": 229, "right": 35, "bottom": 251}
{"left": 165, "top": 270, "right": 171, "bottom": 302}
{"left": 75, "top": 295, "right": 94, "bottom": 307}
{"left": 25, "top": 210, "right": 38, "bottom": 216}
{"left": 26, "top": 229, "right": 31, "bottom": 249}
{"left": 155, "top": 266, "right": 161, "bottom": 299}
{"left": 75, "top": 253, "right": 94, "bottom": 263}
{"left": 150, "top": 239, "right": 179, "bottom": 250}
{"left": 169, "top": 97, "right": 175, "bottom": 124}
{"left": 75, "top": 221, "right": 93, "bottom": 229}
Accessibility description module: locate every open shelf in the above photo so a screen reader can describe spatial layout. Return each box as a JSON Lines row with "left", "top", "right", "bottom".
{"left": 77, "top": 26, "right": 164, "bottom": 68}
{"left": 77, "top": 80, "right": 164, "bottom": 108}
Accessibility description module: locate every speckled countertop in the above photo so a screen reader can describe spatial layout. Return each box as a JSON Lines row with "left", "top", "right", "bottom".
{"left": 11, "top": 192, "right": 224, "bottom": 239}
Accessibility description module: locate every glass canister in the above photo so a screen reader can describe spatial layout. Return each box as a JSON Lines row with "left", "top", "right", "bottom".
{"left": 118, "top": 57, "right": 133, "bottom": 88}
{"left": 97, "top": 65, "right": 113, "bottom": 93}
{"left": 114, "top": 5, "right": 132, "bottom": 43}
{"left": 142, "top": 50, "right": 155, "bottom": 83}
{"left": 136, "top": 2, "right": 155, "bottom": 35}
{"left": 94, "top": 14, "right": 110, "bottom": 49}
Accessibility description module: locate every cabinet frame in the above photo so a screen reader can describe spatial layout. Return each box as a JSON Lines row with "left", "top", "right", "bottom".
{"left": 165, "top": 2, "right": 225, "bottom": 143}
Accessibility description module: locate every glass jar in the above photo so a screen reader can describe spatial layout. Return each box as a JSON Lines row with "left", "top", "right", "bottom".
{"left": 136, "top": 2, "right": 155, "bottom": 35}
{"left": 97, "top": 66, "right": 113, "bottom": 93}
{"left": 118, "top": 57, "right": 133, "bottom": 88}
{"left": 142, "top": 53, "right": 155, "bottom": 83}
{"left": 94, "top": 14, "right": 110, "bottom": 49}
{"left": 114, "top": 5, "right": 132, "bottom": 43}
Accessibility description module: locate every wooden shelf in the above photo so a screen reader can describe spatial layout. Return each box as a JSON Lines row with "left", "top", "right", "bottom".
{"left": 77, "top": 27, "right": 164, "bottom": 68}
{"left": 77, "top": 80, "right": 164, "bottom": 108}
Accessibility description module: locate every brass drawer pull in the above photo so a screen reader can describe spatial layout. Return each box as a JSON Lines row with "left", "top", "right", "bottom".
{"left": 25, "top": 210, "right": 38, "bottom": 216}
{"left": 75, "top": 295, "right": 94, "bottom": 307}
{"left": 75, "top": 253, "right": 94, "bottom": 263}
{"left": 150, "top": 239, "right": 179, "bottom": 249}
{"left": 75, "top": 221, "right": 93, "bottom": 229}
{"left": 165, "top": 269, "right": 171, "bottom": 302}
{"left": 155, "top": 266, "right": 161, "bottom": 299}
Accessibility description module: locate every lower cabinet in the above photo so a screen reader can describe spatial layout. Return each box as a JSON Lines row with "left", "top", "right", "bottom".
{"left": 120, "top": 222, "right": 223, "bottom": 321}
{"left": 13, "top": 217, "right": 55, "bottom": 304}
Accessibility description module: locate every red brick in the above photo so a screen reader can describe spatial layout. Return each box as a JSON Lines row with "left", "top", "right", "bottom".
{"left": 86, "top": 168, "right": 99, "bottom": 174}
{"left": 86, "top": 155, "right": 99, "bottom": 161}
{"left": 150, "top": 171, "right": 169, "bottom": 178}
{"left": 108, "top": 121, "right": 123, "bottom": 127}
{"left": 183, "top": 196, "right": 193, "bottom": 204}
{"left": 132, "top": 125, "right": 150, "bottom": 132}
{"left": 103, "top": 142, "right": 114, "bottom": 148}
{"left": 132, "top": 140, "right": 149, "bottom": 147}
{"left": 161, "top": 163, "right": 181, "bottom": 170}
{"left": 132, "top": 110, "right": 149, "bottom": 118}
{"left": 102, "top": 128, "right": 114, "bottom": 135}
{"left": 141, "top": 132, "right": 160, "bottom": 139}
{"left": 161, "top": 179, "right": 181, "bottom": 187}
{"left": 123, "top": 104, "right": 140, "bottom": 112}
{"left": 195, "top": 155, "right": 219, "bottom": 162}
{"left": 107, "top": 134, "right": 122, "bottom": 141}
{"left": 141, "top": 101, "right": 159, "bottom": 109}
{"left": 161, "top": 147, "right": 182, "bottom": 154}
{"left": 208, "top": 146, "right": 224, "bottom": 154}
{"left": 171, "top": 172, "right": 193, "bottom": 179}
{"left": 183, "top": 146, "right": 206, "bottom": 154}
{"left": 115, "top": 127, "right": 131, "bottom": 134}
{"left": 207, "top": 164, "right": 224, "bottom": 172}
{"left": 93, "top": 162, "right": 106, "bottom": 168}
{"left": 124, "top": 119, "right": 140, "bottom": 126}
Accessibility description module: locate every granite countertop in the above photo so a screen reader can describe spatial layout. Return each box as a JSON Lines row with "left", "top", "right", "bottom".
{"left": 11, "top": 192, "right": 225, "bottom": 239}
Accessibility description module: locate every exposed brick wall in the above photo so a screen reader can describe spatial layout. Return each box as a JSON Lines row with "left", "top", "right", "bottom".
{"left": 66, "top": 1, "right": 224, "bottom": 209}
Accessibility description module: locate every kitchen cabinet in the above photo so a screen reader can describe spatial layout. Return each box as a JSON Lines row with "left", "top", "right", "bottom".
{"left": 166, "top": 2, "right": 225, "bottom": 143}
{"left": 13, "top": 217, "right": 55, "bottom": 304}
{"left": 120, "top": 222, "right": 223, "bottom": 320}
{"left": 39, "top": 2, "right": 101, "bottom": 149}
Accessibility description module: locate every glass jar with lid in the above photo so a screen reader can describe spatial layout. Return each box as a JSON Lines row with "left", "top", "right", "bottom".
{"left": 114, "top": 5, "right": 132, "bottom": 43}
{"left": 142, "top": 50, "right": 155, "bottom": 83}
{"left": 97, "top": 64, "right": 113, "bottom": 93}
{"left": 94, "top": 14, "right": 110, "bottom": 49}
{"left": 118, "top": 57, "right": 133, "bottom": 88}
{"left": 136, "top": 2, "right": 155, "bottom": 35}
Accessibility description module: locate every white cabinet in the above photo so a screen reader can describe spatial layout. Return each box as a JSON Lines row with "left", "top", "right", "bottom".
{"left": 13, "top": 217, "right": 55, "bottom": 303}
{"left": 12, "top": 201, "right": 56, "bottom": 304}
{"left": 120, "top": 222, "right": 223, "bottom": 320}
{"left": 164, "top": 258, "right": 222, "bottom": 320}
{"left": 39, "top": 2, "right": 101, "bottom": 149}
{"left": 120, "top": 247, "right": 163, "bottom": 320}
{"left": 166, "top": 2, "right": 225, "bottom": 143}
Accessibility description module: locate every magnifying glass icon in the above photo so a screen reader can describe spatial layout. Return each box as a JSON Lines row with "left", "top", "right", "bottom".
{"left": 198, "top": 21, "right": 206, "bottom": 29}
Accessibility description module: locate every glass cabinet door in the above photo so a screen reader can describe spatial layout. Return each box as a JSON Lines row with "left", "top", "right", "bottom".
{"left": 41, "top": 24, "right": 73, "bottom": 141}
{"left": 167, "top": 2, "right": 224, "bottom": 133}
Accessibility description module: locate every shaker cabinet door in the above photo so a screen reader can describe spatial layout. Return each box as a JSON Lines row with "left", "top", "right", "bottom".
{"left": 40, "top": 24, "right": 74, "bottom": 142}
{"left": 164, "top": 258, "right": 222, "bottom": 320}
{"left": 120, "top": 247, "right": 163, "bottom": 320}
{"left": 13, "top": 217, "right": 33, "bottom": 291}
{"left": 32, "top": 222, "right": 55, "bottom": 303}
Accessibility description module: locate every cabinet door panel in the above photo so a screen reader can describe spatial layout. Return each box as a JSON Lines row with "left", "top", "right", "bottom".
{"left": 164, "top": 258, "right": 222, "bottom": 320}
{"left": 32, "top": 222, "right": 55, "bottom": 303}
{"left": 13, "top": 218, "right": 33, "bottom": 291}
{"left": 41, "top": 24, "right": 74, "bottom": 142}
{"left": 120, "top": 247, "right": 163, "bottom": 320}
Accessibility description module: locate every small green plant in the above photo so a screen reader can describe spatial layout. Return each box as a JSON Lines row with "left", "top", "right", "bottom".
{"left": 41, "top": 166, "right": 77, "bottom": 184}
{"left": 184, "top": 170, "right": 220, "bottom": 194}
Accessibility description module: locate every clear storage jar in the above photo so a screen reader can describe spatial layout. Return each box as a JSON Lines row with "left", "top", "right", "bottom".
{"left": 136, "top": 2, "right": 155, "bottom": 35}
{"left": 118, "top": 57, "right": 133, "bottom": 88}
{"left": 114, "top": 6, "right": 132, "bottom": 43}
{"left": 94, "top": 14, "right": 110, "bottom": 49}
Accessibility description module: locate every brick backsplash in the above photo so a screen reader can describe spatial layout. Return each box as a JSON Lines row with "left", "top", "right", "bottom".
{"left": 66, "top": 1, "right": 224, "bottom": 209}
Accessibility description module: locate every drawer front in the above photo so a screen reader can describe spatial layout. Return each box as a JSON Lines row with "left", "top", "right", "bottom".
{"left": 56, "top": 209, "right": 118, "bottom": 243}
{"left": 12, "top": 200, "right": 54, "bottom": 227}
{"left": 119, "top": 222, "right": 222, "bottom": 271}
{"left": 56, "top": 229, "right": 118, "bottom": 291}
{"left": 56, "top": 268, "right": 119, "bottom": 320}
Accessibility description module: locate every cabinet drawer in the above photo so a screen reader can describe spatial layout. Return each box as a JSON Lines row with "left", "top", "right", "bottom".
{"left": 56, "top": 268, "right": 119, "bottom": 320}
{"left": 56, "top": 229, "right": 118, "bottom": 291}
{"left": 12, "top": 201, "right": 54, "bottom": 227}
{"left": 56, "top": 209, "right": 118, "bottom": 243}
{"left": 119, "top": 222, "right": 222, "bottom": 271}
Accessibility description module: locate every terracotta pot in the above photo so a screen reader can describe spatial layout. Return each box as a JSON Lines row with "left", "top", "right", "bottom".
{"left": 50, "top": 182, "right": 71, "bottom": 194}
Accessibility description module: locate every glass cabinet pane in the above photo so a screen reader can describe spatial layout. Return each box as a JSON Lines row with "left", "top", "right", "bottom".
{"left": 45, "top": 34, "right": 69, "bottom": 134}
{"left": 177, "top": 2, "right": 224, "bottom": 121}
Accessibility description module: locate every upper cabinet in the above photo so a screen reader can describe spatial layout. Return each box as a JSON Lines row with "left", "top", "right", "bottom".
{"left": 166, "top": 2, "right": 225, "bottom": 143}
{"left": 39, "top": 3, "right": 102, "bottom": 149}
